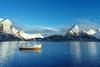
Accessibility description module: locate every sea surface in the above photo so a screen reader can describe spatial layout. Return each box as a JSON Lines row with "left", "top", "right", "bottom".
{"left": 0, "top": 41, "right": 100, "bottom": 67}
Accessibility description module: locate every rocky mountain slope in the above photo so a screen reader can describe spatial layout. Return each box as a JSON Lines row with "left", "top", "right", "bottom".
{"left": 0, "top": 18, "right": 43, "bottom": 41}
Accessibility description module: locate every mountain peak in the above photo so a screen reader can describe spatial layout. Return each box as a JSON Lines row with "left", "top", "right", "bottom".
{"left": 68, "top": 24, "right": 80, "bottom": 35}
{"left": 0, "top": 18, "right": 12, "bottom": 27}
{"left": 72, "top": 24, "right": 79, "bottom": 29}
{"left": 1, "top": 19, "right": 12, "bottom": 25}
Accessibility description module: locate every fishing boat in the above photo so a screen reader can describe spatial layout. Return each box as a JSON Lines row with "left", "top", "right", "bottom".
{"left": 19, "top": 39, "right": 42, "bottom": 50}
{"left": 19, "top": 43, "right": 42, "bottom": 50}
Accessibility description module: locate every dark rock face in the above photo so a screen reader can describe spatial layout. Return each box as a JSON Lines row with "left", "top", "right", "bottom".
{"left": 42, "top": 35, "right": 66, "bottom": 41}
{"left": 0, "top": 32, "right": 21, "bottom": 41}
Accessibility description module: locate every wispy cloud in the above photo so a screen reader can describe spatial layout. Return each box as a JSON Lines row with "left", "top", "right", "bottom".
{"left": 76, "top": 18, "right": 100, "bottom": 31}
{"left": 22, "top": 26, "right": 64, "bottom": 36}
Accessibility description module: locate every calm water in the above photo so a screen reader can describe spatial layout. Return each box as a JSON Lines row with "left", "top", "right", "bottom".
{"left": 0, "top": 41, "right": 100, "bottom": 67}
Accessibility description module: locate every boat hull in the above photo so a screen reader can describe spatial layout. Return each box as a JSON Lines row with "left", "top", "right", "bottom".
{"left": 19, "top": 47, "right": 41, "bottom": 50}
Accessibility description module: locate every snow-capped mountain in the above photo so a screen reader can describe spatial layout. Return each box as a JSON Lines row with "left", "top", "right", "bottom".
{"left": 66, "top": 24, "right": 98, "bottom": 36}
{"left": 66, "top": 25, "right": 81, "bottom": 36}
{"left": 0, "top": 18, "right": 12, "bottom": 33}
{"left": 0, "top": 18, "right": 44, "bottom": 40}
{"left": 64, "top": 24, "right": 99, "bottom": 41}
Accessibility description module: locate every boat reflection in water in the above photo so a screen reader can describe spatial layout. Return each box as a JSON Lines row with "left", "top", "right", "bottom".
{"left": 19, "top": 49, "right": 42, "bottom": 53}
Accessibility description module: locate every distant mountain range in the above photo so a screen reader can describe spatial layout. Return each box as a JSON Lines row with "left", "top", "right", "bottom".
{"left": 0, "top": 18, "right": 43, "bottom": 41}
{"left": 0, "top": 18, "right": 100, "bottom": 41}
{"left": 42, "top": 25, "right": 100, "bottom": 41}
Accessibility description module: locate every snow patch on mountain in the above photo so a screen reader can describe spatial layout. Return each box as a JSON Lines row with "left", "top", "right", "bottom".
{"left": 86, "top": 29, "right": 96, "bottom": 35}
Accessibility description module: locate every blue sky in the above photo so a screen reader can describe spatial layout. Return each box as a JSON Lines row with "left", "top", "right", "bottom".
{"left": 0, "top": 0, "right": 100, "bottom": 29}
